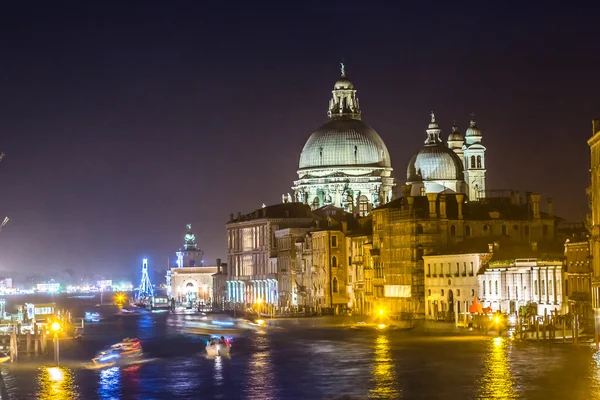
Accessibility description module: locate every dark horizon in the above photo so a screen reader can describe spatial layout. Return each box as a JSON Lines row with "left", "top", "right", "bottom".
{"left": 0, "top": 1, "right": 598, "bottom": 278}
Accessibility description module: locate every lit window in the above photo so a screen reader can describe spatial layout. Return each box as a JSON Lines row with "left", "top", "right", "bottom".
{"left": 331, "top": 235, "right": 337, "bottom": 248}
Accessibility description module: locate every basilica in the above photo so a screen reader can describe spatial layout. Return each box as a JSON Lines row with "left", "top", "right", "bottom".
{"left": 291, "top": 66, "right": 487, "bottom": 208}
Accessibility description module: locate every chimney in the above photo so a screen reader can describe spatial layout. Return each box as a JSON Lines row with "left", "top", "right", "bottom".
{"left": 407, "top": 196, "right": 415, "bottom": 214}
{"left": 547, "top": 198, "right": 553, "bottom": 217}
{"left": 401, "top": 184, "right": 410, "bottom": 199}
{"left": 456, "top": 194, "right": 465, "bottom": 220}
{"left": 439, "top": 194, "right": 447, "bottom": 219}
{"left": 529, "top": 193, "right": 541, "bottom": 219}
{"left": 531, "top": 241, "right": 538, "bottom": 252}
{"left": 511, "top": 190, "right": 520, "bottom": 205}
{"left": 262, "top": 207, "right": 267, "bottom": 217}
{"left": 427, "top": 193, "right": 438, "bottom": 218}
{"left": 216, "top": 258, "right": 222, "bottom": 273}
{"left": 488, "top": 243, "right": 494, "bottom": 253}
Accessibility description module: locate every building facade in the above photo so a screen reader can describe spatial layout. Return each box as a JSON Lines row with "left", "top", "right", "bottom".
{"left": 292, "top": 66, "right": 395, "bottom": 215}
{"left": 588, "top": 119, "right": 600, "bottom": 310}
{"left": 564, "top": 240, "right": 592, "bottom": 317}
{"left": 226, "top": 203, "right": 316, "bottom": 311}
{"left": 371, "top": 189, "right": 559, "bottom": 317}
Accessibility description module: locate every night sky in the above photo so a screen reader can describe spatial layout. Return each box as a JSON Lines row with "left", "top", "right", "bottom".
{"left": 0, "top": 1, "right": 598, "bottom": 280}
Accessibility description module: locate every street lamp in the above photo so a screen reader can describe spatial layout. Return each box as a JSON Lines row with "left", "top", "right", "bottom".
{"left": 256, "top": 298, "right": 263, "bottom": 316}
{"left": 51, "top": 321, "right": 61, "bottom": 365}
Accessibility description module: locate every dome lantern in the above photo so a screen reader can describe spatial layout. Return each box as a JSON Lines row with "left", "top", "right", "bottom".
{"left": 327, "top": 63, "right": 361, "bottom": 121}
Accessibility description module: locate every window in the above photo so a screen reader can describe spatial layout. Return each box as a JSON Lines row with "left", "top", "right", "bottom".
{"left": 463, "top": 262, "right": 467, "bottom": 275}
{"left": 456, "top": 263, "right": 460, "bottom": 275}
{"left": 332, "top": 278, "right": 338, "bottom": 293}
{"left": 513, "top": 224, "right": 519, "bottom": 231}
{"left": 450, "top": 225, "right": 456, "bottom": 236}
{"left": 483, "top": 280, "right": 486, "bottom": 295}
{"left": 535, "top": 280, "right": 538, "bottom": 295}
{"left": 434, "top": 263, "right": 437, "bottom": 275}
{"left": 470, "top": 262, "right": 474, "bottom": 275}
{"left": 440, "top": 264, "right": 444, "bottom": 275}
{"left": 331, "top": 235, "right": 338, "bottom": 248}
{"left": 542, "top": 280, "right": 545, "bottom": 296}
{"left": 524, "top": 225, "right": 530, "bottom": 236}
{"left": 428, "top": 289, "right": 431, "bottom": 296}
{"left": 471, "top": 155, "right": 476, "bottom": 168}
{"left": 543, "top": 225, "right": 549, "bottom": 236}
{"left": 471, "top": 289, "right": 475, "bottom": 296}
{"left": 448, "top": 263, "right": 452, "bottom": 276}
{"left": 420, "top": 186, "right": 426, "bottom": 196}
{"left": 457, "top": 289, "right": 461, "bottom": 296}
{"left": 332, "top": 256, "right": 337, "bottom": 269}
{"left": 483, "top": 224, "right": 489, "bottom": 233}
{"left": 416, "top": 224, "right": 424, "bottom": 235}
{"left": 427, "top": 264, "right": 431, "bottom": 276}
{"left": 515, "top": 286, "right": 518, "bottom": 299}
{"left": 441, "top": 289, "right": 445, "bottom": 296}
{"left": 502, "top": 225, "right": 507, "bottom": 235}
{"left": 507, "top": 287, "right": 510, "bottom": 298}
{"left": 476, "top": 155, "right": 482, "bottom": 168}
{"left": 549, "top": 280, "right": 553, "bottom": 295}
{"left": 466, "top": 225, "right": 471, "bottom": 236}
{"left": 489, "top": 280, "right": 492, "bottom": 294}
{"left": 358, "top": 195, "right": 369, "bottom": 217}
{"left": 495, "top": 280, "right": 498, "bottom": 295}
{"left": 312, "top": 197, "right": 320, "bottom": 209}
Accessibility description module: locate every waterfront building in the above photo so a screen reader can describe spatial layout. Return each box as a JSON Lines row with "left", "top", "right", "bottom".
{"left": 477, "top": 241, "right": 564, "bottom": 316}
{"left": 588, "top": 119, "right": 600, "bottom": 311}
{"left": 371, "top": 188, "right": 558, "bottom": 317}
{"left": 274, "top": 227, "right": 313, "bottom": 311}
{"left": 36, "top": 280, "right": 60, "bottom": 293}
{"left": 226, "top": 203, "right": 316, "bottom": 310}
{"left": 407, "top": 113, "right": 486, "bottom": 199}
{"left": 292, "top": 66, "right": 395, "bottom": 215}
{"left": 423, "top": 247, "right": 491, "bottom": 322}
{"left": 347, "top": 215, "right": 374, "bottom": 315}
{"left": 211, "top": 259, "right": 228, "bottom": 311}
{"left": 564, "top": 239, "right": 592, "bottom": 318}
{"left": 168, "top": 225, "right": 217, "bottom": 305}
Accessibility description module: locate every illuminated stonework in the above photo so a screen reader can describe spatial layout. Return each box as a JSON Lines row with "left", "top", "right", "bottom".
{"left": 292, "top": 67, "right": 395, "bottom": 216}
{"left": 407, "top": 112, "right": 486, "bottom": 200}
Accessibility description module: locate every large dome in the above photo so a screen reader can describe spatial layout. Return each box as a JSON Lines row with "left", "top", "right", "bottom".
{"left": 298, "top": 119, "right": 391, "bottom": 170}
{"left": 407, "top": 144, "right": 464, "bottom": 181}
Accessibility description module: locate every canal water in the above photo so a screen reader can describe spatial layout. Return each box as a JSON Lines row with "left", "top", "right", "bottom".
{"left": 1, "top": 311, "right": 600, "bottom": 399}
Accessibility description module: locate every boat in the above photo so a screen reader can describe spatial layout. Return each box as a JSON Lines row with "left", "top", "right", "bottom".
{"left": 92, "top": 338, "right": 143, "bottom": 365}
{"left": 84, "top": 311, "right": 101, "bottom": 322}
{"left": 184, "top": 314, "right": 252, "bottom": 335}
{"left": 205, "top": 336, "right": 231, "bottom": 357}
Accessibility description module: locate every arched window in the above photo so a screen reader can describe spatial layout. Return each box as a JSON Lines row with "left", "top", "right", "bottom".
{"left": 471, "top": 155, "right": 476, "bottom": 168}
{"left": 450, "top": 225, "right": 456, "bottom": 237}
{"left": 483, "top": 224, "right": 489, "bottom": 234}
{"left": 465, "top": 225, "right": 471, "bottom": 236}
{"left": 332, "top": 256, "right": 337, "bottom": 269}
{"left": 358, "top": 195, "right": 369, "bottom": 217}
{"left": 332, "top": 277, "right": 338, "bottom": 293}
{"left": 312, "top": 197, "right": 320, "bottom": 209}
{"left": 513, "top": 224, "right": 519, "bottom": 231}
{"left": 524, "top": 225, "right": 530, "bottom": 236}
{"left": 502, "top": 225, "right": 507, "bottom": 235}
{"left": 476, "top": 155, "right": 482, "bottom": 168}
{"left": 416, "top": 224, "right": 424, "bottom": 235}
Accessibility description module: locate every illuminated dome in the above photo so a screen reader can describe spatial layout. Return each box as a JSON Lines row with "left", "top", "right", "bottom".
{"left": 407, "top": 145, "right": 464, "bottom": 181}
{"left": 298, "top": 119, "right": 391, "bottom": 170}
{"left": 292, "top": 65, "right": 395, "bottom": 214}
{"left": 406, "top": 112, "right": 466, "bottom": 196}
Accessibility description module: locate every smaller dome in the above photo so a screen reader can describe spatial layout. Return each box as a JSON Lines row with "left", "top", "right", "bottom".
{"left": 334, "top": 76, "right": 354, "bottom": 90}
{"left": 407, "top": 145, "right": 464, "bottom": 182}
{"left": 448, "top": 124, "right": 464, "bottom": 142}
{"left": 465, "top": 116, "right": 481, "bottom": 137}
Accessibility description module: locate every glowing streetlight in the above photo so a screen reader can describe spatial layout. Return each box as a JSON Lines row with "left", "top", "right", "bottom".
{"left": 115, "top": 293, "right": 126, "bottom": 305}
{"left": 51, "top": 321, "right": 61, "bottom": 365}
{"left": 379, "top": 309, "right": 384, "bottom": 316}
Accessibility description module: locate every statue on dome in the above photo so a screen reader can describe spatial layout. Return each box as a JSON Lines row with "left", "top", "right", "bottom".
{"left": 340, "top": 62, "right": 346, "bottom": 77}
{"left": 430, "top": 111, "right": 436, "bottom": 123}
{"left": 287, "top": 193, "right": 293, "bottom": 203}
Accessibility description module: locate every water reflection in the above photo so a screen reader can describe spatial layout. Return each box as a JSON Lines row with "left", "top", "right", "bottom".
{"left": 246, "top": 334, "right": 276, "bottom": 400}
{"left": 214, "top": 354, "right": 223, "bottom": 386}
{"left": 37, "top": 366, "right": 78, "bottom": 400}
{"left": 98, "top": 366, "right": 121, "bottom": 399}
{"left": 370, "top": 334, "right": 399, "bottom": 399}
{"left": 478, "top": 337, "right": 516, "bottom": 399}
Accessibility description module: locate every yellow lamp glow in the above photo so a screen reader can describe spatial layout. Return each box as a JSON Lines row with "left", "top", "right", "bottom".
{"left": 256, "top": 298, "right": 263, "bottom": 305}
{"left": 494, "top": 316, "right": 500, "bottom": 324}
{"left": 51, "top": 322, "right": 61, "bottom": 332}
{"left": 115, "top": 293, "right": 126, "bottom": 303}
{"left": 379, "top": 309, "right": 384, "bottom": 316}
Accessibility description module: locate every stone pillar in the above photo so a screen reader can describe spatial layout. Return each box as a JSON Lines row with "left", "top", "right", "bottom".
{"left": 427, "top": 193, "right": 438, "bottom": 218}
{"left": 439, "top": 194, "right": 447, "bottom": 219}
{"left": 456, "top": 194, "right": 465, "bottom": 219}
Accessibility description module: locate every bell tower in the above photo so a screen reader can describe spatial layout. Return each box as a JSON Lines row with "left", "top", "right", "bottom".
{"left": 462, "top": 114, "right": 487, "bottom": 200}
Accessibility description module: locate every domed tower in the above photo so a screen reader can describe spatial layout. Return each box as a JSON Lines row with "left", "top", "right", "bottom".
{"left": 292, "top": 65, "right": 395, "bottom": 215}
{"left": 447, "top": 122, "right": 465, "bottom": 168}
{"left": 407, "top": 112, "right": 467, "bottom": 196}
{"left": 176, "top": 224, "right": 204, "bottom": 268}
{"left": 462, "top": 114, "right": 487, "bottom": 200}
